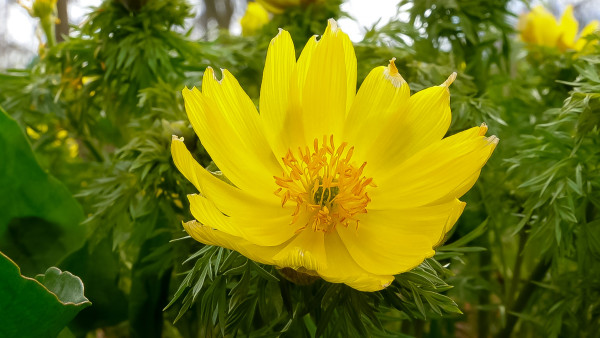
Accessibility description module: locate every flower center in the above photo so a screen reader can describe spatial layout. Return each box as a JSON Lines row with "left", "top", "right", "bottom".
{"left": 274, "top": 135, "right": 375, "bottom": 233}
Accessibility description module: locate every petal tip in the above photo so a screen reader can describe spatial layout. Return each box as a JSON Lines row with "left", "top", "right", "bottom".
{"left": 479, "top": 122, "right": 488, "bottom": 135}
{"left": 486, "top": 135, "right": 500, "bottom": 145}
{"left": 327, "top": 18, "right": 339, "bottom": 33}
{"left": 441, "top": 72, "right": 457, "bottom": 87}
{"left": 172, "top": 135, "right": 184, "bottom": 141}
{"left": 383, "top": 57, "right": 406, "bottom": 88}
{"left": 204, "top": 66, "right": 223, "bottom": 84}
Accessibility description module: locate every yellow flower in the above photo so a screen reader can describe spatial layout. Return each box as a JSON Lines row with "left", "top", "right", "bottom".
{"left": 65, "top": 138, "right": 79, "bottom": 158}
{"left": 519, "top": 5, "right": 599, "bottom": 51}
{"left": 26, "top": 127, "right": 40, "bottom": 140}
{"left": 257, "top": 0, "right": 324, "bottom": 14}
{"left": 240, "top": 2, "right": 270, "bottom": 37}
{"left": 171, "top": 20, "right": 497, "bottom": 291}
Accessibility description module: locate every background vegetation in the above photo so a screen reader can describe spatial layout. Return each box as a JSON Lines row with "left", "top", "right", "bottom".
{"left": 1, "top": 0, "right": 599, "bottom": 337}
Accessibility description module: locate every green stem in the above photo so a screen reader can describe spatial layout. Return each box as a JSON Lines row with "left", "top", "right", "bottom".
{"left": 496, "top": 259, "right": 551, "bottom": 338}
{"left": 413, "top": 319, "right": 424, "bottom": 338}
{"left": 40, "top": 15, "right": 57, "bottom": 48}
{"left": 506, "top": 229, "right": 528, "bottom": 308}
{"left": 82, "top": 139, "right": 103, "bottom": 162}
{"left": 477, "top": 233, "right": 491, "bottom": 338}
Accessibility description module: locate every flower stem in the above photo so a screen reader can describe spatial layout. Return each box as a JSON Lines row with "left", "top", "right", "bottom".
{"left": 40, "top": 15, "right": 57, "bottom": 48}
{"left": 496, "top": 258, "right": 551, "bottom": 338}
{"left": 506, "top": 229, "right": 528, "bottom": 308}
{"left": 82, "top": 139, "right": 103, "bottom": 162}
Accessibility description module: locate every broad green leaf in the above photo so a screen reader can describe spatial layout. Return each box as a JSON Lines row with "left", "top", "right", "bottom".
{"left": 0, "top": 107, "right": 85, "bottom": 275}
{"left": 59, "top": 238, "right": 128, "bottom": 335}
{"left": 0, "top": 252, "right": 91, "bottom": 338}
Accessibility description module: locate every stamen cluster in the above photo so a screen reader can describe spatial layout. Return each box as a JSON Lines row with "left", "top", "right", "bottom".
{"left": 274, "top": 135, "right": 375, "bottom": 232}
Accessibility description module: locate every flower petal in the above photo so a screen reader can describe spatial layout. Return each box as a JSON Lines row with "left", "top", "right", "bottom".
{"left": 295, "top": 35, "right": 318, "bottom": 102}
{"left": 344, "top": 60, "right": 410, "bottom": 165}
{"left": 272, "top": 228, "right": 328, "bottom": 271}
{"left": 260, "top": 29, "right": 303, "bottom": 161}
{"left": 301, "top": 19, "right": 354, "bottom": 143}
{"left": 337, "top": 199, "right": 466, "bottom": 276}
{"left": 183, "top": 220, "right": 283, "bottom": 266}
{"left": 531, "top": 6, "right": 560, "bottom": 46}
{"left": 370, "top": 125, "right": 497, "bottom": 210}
{"left": 339, "top": 23, "right": 357, "bottom": 114}
{"left": 575, "top": 20, "right": 599, "bottom": 51}
{"left": 185, "top": 219, "right": 410, "bottom": 292}
{"left": 319, "top": 231, "right": 394, "bottom": 291}
{"left": 187, "top": 193, "right": 302, "bottom": 246}
{"left": 171, "top": 137, "right": 280, "bottom": 215}
{"left": 365, "top": 74, "right": 454, "bottom": 178}
{"left": 558, "top": 5, "right": 578, "bottom": 50}
{"left": 183, "top": 78, "right": 280, "bottom": 194}
{"left": 184, "top": 219, "right": 391, "bottom": 291}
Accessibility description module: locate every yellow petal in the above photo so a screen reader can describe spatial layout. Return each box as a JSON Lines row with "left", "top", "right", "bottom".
{"left": 171, "top": 137, "right": 280, "bottom": 215}
{"left": 273, "top": 228, "right": 328, "bottom": 271}
{"left": 319, "top": 232, "right": 394, "bottom": 291}
{"left": 519, "top": 12, "right": 536, "bottom": 44}
{"left": 365, "top": 74, "right": 454, "bottom": 178}
{"left": 260, "top": 29, "right": 303, "bottom": 161}
{"left": 575, "top": 20, "right": 599, "bottom": 51}
{"left": 531, "top": 6, "right": 560, "bottom": 46}
{"left": 183, "top": 219, "right": 392, "bottom": 291}
{"left": 295, "top": 35, "right": 318, "bottom": 101}
{"left": 301, "top": 19, "right": 352, "bottom": 143}
{"left": 426, "top": 125, "right": 491, "bottom": 205}
{"left": 370, "top": 125, "right": 497, "bottom": 210}
{"left": 339, "top": 21, "right": 357, "bottom": 115}
{"left": 337, "top": 199, "right": 465, "bottom": 275}
{"left": 344, "top": 60, "right": 410, "bottom": 165}
{"left": 183, "top": 220, "right": 284, "bottom": 266}
{"left": 183, "top": 73, "right": 280, "bottom": 194}
{"left": 558, "top": 5, "right": 578, "bottom": 51}
{"left": 187, "top": 193, "right": 302, "bottom": 246}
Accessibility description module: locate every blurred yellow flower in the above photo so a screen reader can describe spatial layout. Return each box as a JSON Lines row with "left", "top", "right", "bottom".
{"left": 26, "top": 127, "right": 41, "bottom": 140}
{"left": 65, "top": 138, "right": 79, "bottom": 158}
{"left": 26, "top": 124, "right": 48, "bottom": 140}
{"left": 240, "top": 2, "right": 270, "bottom": 36}
{"left": 257, "top": 0, "right": 324, "bottom": 14}
{"left": 171, "top": 20, "right": 497, "bottom": 291}
{"left": 519, "top": 5, "right": 599, "bottom": 51}
{"left": 57, "top": 129, "right": 68, "bottom": 140}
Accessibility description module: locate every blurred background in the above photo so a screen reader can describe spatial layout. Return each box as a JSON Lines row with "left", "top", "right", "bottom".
{"left": 2, "top": 0, "right": 600, "bottom": 337}
{"left": 1, "top": 0, "right": 403, "bottom": 68}
{"left": 3, "top": 0, "right": 600, "bottom": 69}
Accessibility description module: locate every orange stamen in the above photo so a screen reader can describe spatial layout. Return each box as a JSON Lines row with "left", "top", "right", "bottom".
{"left": 273, "top": 136, "right": 374, "bottom": 232}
